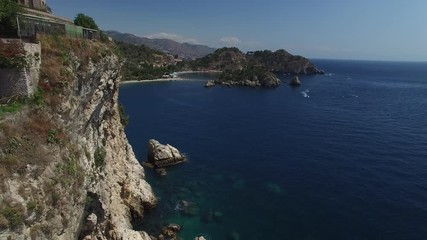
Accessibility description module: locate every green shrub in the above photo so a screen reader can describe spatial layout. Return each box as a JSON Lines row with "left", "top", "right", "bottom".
{"left": 64, "top": 154, "right": 78, "bottom": 176}
{"left": 31, "top": 87, "right": 45, "bottom": 106}
{"left": 94, "top": 146, "right": 106, "bottom": 168}
{"left": 119, "top": 104, "right": 129, "bottom": 126}
{"left": 0, "top": 203, "right": 24, "bottom": 230}
{"left": 46, "top": 129, "right": 59, "bottom": 144}
{"left": 27, "top": 200, "right": 37, "bottom": 212}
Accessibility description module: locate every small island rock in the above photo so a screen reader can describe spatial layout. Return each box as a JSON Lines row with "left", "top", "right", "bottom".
{"left": 147, "top": 139, "right": 186, "bottom": 167}
{"left": 205, "top": 80, "right": 216, "bottom": 87}
{"left": 289, "top": 76, "right": 301, "bottom": 87}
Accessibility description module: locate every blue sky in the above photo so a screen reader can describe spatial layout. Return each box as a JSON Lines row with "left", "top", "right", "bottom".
{"left": 49, "top": 0, "right": 427, "bottom": 61}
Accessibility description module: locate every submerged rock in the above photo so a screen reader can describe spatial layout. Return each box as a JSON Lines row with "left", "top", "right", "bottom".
{"left": 289, "top": 76, "right": 301, "bottom": 86}
{"left": 147, "top": 139, "right": 186, "bottom": 167}
{"left": 175, "top": 200, "right": 200, "bottom": 217}
{"left": 195, "top": 236, "right": 207, "bottom": 240}
{"left": 213, "top": 211, "right": 223, "bottom": 222}
{"left": 200, "top": 210, "right": 214, "bottom": 223}
{"left": 155, "top": 168, "right": 167, "bottom": 176}
{"left": 227, "top": 231, "right": 240, "bottom": 240}
{"left": 266, "top": 182, "right": 283, "bottom": 194}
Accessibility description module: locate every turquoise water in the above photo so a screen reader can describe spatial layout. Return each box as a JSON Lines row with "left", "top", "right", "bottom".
{"left": 119, "top": 60, "right": 427, "bottom": 240}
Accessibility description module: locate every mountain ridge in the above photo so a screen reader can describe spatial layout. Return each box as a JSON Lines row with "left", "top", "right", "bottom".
{"left": 106, "top": 30, "right": 216, "bottom": 59}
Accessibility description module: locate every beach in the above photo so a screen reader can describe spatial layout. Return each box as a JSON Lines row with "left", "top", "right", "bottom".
{"left": 119, "top": 70, "right": 222, "bottom": 85}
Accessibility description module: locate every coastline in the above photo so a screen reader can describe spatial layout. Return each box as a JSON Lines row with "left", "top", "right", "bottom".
{"left": 120, "top": 77, "right": 186, "bottom": 85}
{"left": 120, "top": 70, "right": 222, "bottom": 85}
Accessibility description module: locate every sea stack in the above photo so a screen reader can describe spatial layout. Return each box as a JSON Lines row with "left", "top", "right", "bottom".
{"left": 289, "top": 76, "right": 301, "bottom": 87}
{"left": 147, "top": 139, "right": 186, "bottom": 167}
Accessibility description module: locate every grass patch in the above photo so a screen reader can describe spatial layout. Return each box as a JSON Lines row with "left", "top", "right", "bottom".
{"left": 0, "top": 102, "right": 24, "bottom": 116}
{"left": 64, "top": 154, "right": 78, "bottom": 176}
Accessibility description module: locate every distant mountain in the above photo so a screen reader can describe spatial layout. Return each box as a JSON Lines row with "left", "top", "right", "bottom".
{"left": 105, "top": 31, "right": 215, "bottom": 59}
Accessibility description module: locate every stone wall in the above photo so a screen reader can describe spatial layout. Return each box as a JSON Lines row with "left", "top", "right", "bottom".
{"left": 0, "top": 40, "right": 41, "bottom": 102}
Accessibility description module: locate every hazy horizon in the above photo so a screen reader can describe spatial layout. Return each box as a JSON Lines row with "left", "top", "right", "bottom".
{"left": 49, "top": 0, "right": 427, "bottom": 61}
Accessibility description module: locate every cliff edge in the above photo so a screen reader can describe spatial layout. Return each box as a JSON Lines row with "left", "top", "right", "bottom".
{"left": 0, "top": 35, "right": 155, "bottom": 239}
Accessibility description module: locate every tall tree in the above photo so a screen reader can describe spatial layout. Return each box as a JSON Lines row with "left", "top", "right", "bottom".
{"left": 74, "top": 13, "right": 99, "bottom": 30}
{"left": 0, "top": 0, "right": 22, "bottom": 36}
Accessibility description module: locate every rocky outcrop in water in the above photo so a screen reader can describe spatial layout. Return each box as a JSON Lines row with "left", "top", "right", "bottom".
{"left": 289, "top": 76, "right": 301, "bottom": 86}
{"left": 204, "top": 80, "right": 215, "bottom": 87}
{"left": 147, "top": 139, "right": 186, "bottom": 167}
{"left": 213, "top": 69, "right": 281, "bottom": 88}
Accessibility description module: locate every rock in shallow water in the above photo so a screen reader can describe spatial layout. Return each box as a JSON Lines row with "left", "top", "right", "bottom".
{"left": 289, "top": 76, "right": 301, "bottom": 86}
{"left": 204, "top": 80, "right": 215, "bottom": 87}
{"left": 147, "top": 139, "right": 186, "bottom": 167}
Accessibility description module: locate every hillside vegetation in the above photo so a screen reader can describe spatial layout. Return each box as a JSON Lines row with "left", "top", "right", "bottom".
{"left": 184, "top": 47, "right": 324, "bottom": 74}
{"left": 115, "top": 41, "right": 177, "bottom": 80}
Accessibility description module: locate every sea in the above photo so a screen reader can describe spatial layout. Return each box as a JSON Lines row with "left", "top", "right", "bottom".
{"left": 119, "top": 60, "right": 427, "bottom": 240}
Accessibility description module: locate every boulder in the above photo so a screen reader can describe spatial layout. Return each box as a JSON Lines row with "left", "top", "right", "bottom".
{"left": 147, "top": 139, "right": 186, "bottom": 167}
{"left": 161, "top": 223, "right": 181, "bottom": 238}
{"left": 289, "top": 76, "right": 301, "bottom": 86}
{"left": 260, "top": 72, "right": 281, "bottom": 87}
{"left": 195, "top": 236, "right": 207, "bottom": 240}
{"left": 86, "top": 213, "right": 98, "bottom": 230}
{"left": 204, "top": 80, "right": 215, "bottom": 87}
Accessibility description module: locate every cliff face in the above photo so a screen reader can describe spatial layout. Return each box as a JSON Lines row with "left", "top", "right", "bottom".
{"left": 0, "top": 36, "right": 156, "bottom": 239}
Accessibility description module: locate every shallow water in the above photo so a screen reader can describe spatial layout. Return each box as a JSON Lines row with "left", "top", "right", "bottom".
{"left": 119, "top": 60, "right": 427, "bottom": 240}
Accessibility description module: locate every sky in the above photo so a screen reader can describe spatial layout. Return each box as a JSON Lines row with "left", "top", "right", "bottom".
{"left": 48, "top": 0, "right": 427, "bottom": 61}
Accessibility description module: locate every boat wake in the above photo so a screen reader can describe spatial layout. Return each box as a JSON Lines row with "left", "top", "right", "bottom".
{"left": 301, "top": 89, "right": 310, "bottom": 98}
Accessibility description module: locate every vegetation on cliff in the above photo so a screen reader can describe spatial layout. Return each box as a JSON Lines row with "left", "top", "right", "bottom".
{"left": 0, "top": 34, "right": 156, "bottom": 239}
{"left": 0, "top": 0, "right": 23, "bottom": 37}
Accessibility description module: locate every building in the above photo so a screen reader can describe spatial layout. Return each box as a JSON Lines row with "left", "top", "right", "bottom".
{"left": 14, "top": 0, "right": 100, "bottom": 41}
{"left": 16, "top": 0, "right": 48, "bottom": 11}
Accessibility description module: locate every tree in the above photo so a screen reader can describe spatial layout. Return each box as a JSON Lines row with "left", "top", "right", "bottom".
{"left": 74, "top": 13, "right": 99, "bottom": 30}
{"left": 0, "top": 0, "right": 22, "bottom": 36}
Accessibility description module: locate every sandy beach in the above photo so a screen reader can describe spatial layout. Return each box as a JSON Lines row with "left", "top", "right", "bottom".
{"left": 120, "top": 77, "right": 186, "bottom": 85}
{"left": 119, "top": 70, "right": 221, "bottom": 85}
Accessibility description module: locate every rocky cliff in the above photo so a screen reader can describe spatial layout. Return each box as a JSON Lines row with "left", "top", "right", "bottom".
{"left": 0, "top": 36, "right": 155, "bottom": 239}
